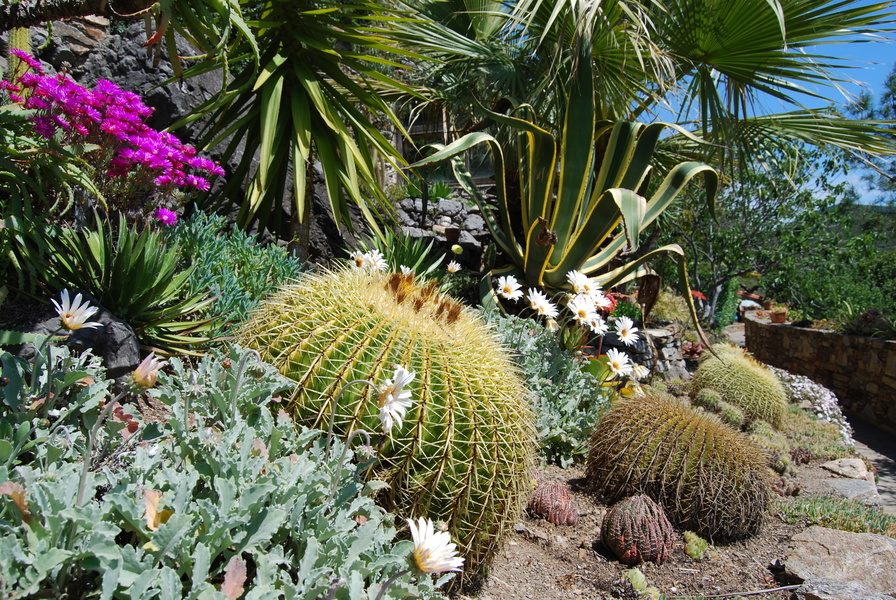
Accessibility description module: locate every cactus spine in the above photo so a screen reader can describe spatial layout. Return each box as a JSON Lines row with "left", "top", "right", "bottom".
{"left": 585, "top": 390, "right": 770, "bottom": 541}
{"left": 237, "top": 268, "right": 537, "bottom": 582}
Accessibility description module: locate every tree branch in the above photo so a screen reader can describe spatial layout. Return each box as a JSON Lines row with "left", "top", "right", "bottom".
{"left": 0, "top": 0, "right": 153, "bottom": 33}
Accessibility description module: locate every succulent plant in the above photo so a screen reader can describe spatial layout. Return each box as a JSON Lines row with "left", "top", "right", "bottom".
{"left": 585, "top": 390, "right": 770, "bottom": 541}
{"left": 690, "top": 344, "right": 787, "bottom": 427}
{"left": 692, "top": 387, "right": 723, "bottom": 411}
{"left": 601, "top": 494, "right": 674, "bottom": 565}
{"left": 236, "top": 267, "right": 537, "bottom": 582}
{"left": 528, "top": 477, "right": 579, "bottom": 526}
{"left": 683, "top": 531, "right": 709, "bottom": 559}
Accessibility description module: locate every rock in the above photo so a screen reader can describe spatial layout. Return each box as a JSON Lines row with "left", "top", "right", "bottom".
{"left": 464, "top": 213, "right": 486, "bottom": 231}
{"left": 820, "top": 458, "right": 869, "bottom": 479}
{"left": 436, "top": 199, "right": 462, "bottom": 216}
{"left": 784, "top": 526, "right": 896, "bottom": 595}
{"left": 825, "top": 478, "right": 881, "bottom": 505}
{"left": 790, "top": 577, "right": 896, "bottom": 600}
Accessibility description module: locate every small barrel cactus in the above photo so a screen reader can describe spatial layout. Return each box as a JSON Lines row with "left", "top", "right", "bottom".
{"left": 586, "top": 390, "right": 770, "bottom": 541}
{"left": 690, "top": 344, "right": 787, "bottom": 427}
{"left": 528, "top": 477, "right": 578, "bottom": 526}
{"left": 236, "top": 267, "right": 537, "bottom": 582}
{"left": 601, "top": 495, "right": 674, "bottom": 565}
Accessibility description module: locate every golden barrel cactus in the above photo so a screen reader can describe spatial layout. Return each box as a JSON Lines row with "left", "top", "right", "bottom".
{"left": 237, "top": 268, "right": 537, "bottom": 582}
{"left": 585, "top": 391, "right": 770, "bottom": 541}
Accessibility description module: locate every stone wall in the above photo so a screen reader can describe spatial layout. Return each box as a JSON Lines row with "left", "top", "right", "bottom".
{"left": 744, "top": 312, "right": 896, "bottom": 433}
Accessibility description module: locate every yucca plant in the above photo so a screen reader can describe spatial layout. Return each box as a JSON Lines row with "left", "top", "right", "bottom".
{"left": 12, "top": 214, "right": 218, "bottom": 354}
{"left": 236, "top": 267, "right": 537, "bottom": 584}
{"left": 411, "top": 57, "right": 717, "bottom": 326}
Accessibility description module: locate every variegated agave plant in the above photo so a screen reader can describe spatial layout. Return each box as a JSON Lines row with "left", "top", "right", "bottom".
{"left": 411, "top": 58, "right": 718, "bottom": 332}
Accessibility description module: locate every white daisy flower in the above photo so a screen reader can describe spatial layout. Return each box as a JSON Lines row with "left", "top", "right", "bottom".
{"left": 400, "top": 265, "right": 414, "bottom": 276}
{"left": 407, "top": 517, "right": 464, "bottom": 574}
{"left": 365, "top": 249, "right": 388, "bottom": 272}
{"left": 447, "top": 260, "right": 461, "bottom": 273}
{"left": 588, "top": 314, "right": 608, "bottom": 336}
{"left": 591, "top": 291, "right": 613, "bottom": 310}
{"left": 567, "top": 294, "right": 597, "bottom": 325}
{"left": 496, "top": 275, "right": 523, "bottom": 302}
{"left": 527, "top": 289, "right": 558, "bottom": 319}
{"left": 605, "top": 348, "right": 633, "bottom": 378}
{"left": 545, "top": 318, "right": 560, "bottom": 332}
{"left": 631, "top": 363, "right": 650, "bottom": 381}
{"left": 52, "top": 289, "right": 102, "bottom": 331}
{"left": 614, "top": 316, "right": 639, "bottom": 346}
{"left": 566, "top": 270, "right": 592, "bottom": 294}
{"left": 350, "top": 250, "right": 368, "bottom": 270}
{"left": 377, "top": 365, "right": 415, "bottom": 433}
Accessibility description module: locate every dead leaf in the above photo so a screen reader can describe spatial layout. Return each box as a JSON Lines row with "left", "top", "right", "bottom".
{"left": 0, "top": 481, "right": 32, "bottom": 523}
{"left": 222, "top": 555, "right": 247, "bottom": 600}
{"left": 144, "top": 489, "right": 173, "bottom": 531}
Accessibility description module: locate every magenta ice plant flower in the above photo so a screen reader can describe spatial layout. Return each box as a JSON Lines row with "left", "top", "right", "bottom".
{"left": 154, "top": 208, "right": 178, "bottom": 226}
{"left": 4, "top": 53, "right": 224, "bottom": 198}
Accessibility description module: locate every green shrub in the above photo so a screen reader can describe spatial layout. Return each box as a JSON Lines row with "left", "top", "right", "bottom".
{"left": 714, "top": 278, "right": 739, "bottom": 328}
{"left": 11, "top": 213, "right": 218, "bottom": 353}
{"left": 0, "top": 346, "right": 448, "bottom": 599}
{"left": 236, "top": 268, "right": 537, "bottom": 583}
{"left": 165, "top": 211, "right": 304, "bottom": 337}
{"left": 481, "top": 309, "right": 613, "bottom": 467}
{"left": 690, "top": 344, "right": 787, "bottom": 427}
{"left": 585, "top": 390, "right": 770, "bottom": 541}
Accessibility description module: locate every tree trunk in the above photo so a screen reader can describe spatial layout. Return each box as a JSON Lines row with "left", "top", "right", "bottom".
{"left": 0, "top": 0, "right": 152, "bottom": 33}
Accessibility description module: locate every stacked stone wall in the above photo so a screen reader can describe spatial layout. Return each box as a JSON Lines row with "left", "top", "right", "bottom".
{"left": 744, "top": 312, "right": 896, "bottom": 433}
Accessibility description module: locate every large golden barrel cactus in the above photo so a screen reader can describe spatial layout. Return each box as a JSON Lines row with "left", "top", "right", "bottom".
{"left": 237, "top": 268, "right": 537, "bottom": 581}
{"left": 690, "top": 344, "right": 787, "bottom": 427}
{"left": 585, "top": 391, "right": 770, "bottom": 541}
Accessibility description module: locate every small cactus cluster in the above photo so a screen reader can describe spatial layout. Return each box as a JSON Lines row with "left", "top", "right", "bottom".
{"left": 690, "top": 344, "right": 787, "bottom": 428}
{"left": 237, "top": 267, "right": 537, "bottom": 582}
{"left": 586, "top": 390, "right": 770, "bottom": 540}
{"left": 601, "top": 494, "right": 674, "bottom": 565}
{"left": 527, "top": 477, "right": 578, "bottom": 525}
{"left": 683, "top": 531, "right": 709, "bottom": 559}
{"left": 789, "top": 447, "right": 813, "bottom": 465}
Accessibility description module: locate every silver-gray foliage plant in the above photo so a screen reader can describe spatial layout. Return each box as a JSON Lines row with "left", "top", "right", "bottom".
{"left": 480, "top": 309, "right": 612, "bottom": 467}
{"left": 0, "top": 345, "right": 448, "bottom": 599}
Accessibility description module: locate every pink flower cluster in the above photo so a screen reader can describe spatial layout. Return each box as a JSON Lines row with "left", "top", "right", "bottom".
{"left": 0, "top": 50, "right": 224, "bottom": 193}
